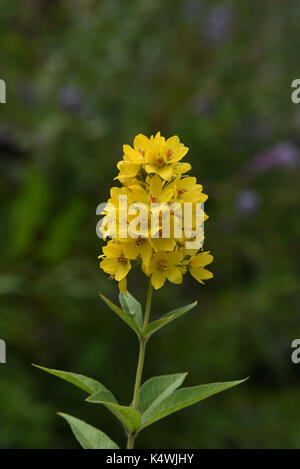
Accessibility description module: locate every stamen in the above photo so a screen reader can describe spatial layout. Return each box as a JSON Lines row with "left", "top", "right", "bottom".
{"left": 158, "top": 260, "right": 168, "bottom": 271}
{"left": 117, "top": 255, "right": 127, "bottom": 264}
{"left": 135, "top": 238, "right": 145, "bottom": 247}
{"left": 178, "top": 188, "right": 187, "bottom": 196}
{"left": 167, "top": 148, "right": 173, "bottom": 160}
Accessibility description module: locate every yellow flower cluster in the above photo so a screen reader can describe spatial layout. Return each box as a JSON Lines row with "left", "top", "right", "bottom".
{"left": 99, "top": 132, "right": 213, "bottom": 291}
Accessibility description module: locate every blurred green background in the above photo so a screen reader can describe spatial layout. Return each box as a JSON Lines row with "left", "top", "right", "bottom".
{"left": 1, "top": 0, "right": 300, "bottom": 449}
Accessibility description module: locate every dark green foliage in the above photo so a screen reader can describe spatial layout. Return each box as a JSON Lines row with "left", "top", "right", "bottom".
{"left": 0, "top": 0, "right": 299, "bottom": 448}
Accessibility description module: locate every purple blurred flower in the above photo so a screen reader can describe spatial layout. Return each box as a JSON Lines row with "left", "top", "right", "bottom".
{"left": 58, "top": 85, "right": 83, "bottom": 113}
{"left": 250, "top": 142, "right": 299, "bottom": 173}
{"left": 235, "top": 190, "right": 261, "bottom": 215}
{"left": 203, "top": 5, "right": 232, "bottom": 44}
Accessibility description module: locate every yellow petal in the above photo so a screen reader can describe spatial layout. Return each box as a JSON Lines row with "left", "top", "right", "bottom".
{"left": 166, "top": 267, "right": 183, "bottom": 284}
{"left": 142, "top": 262, "right": 151, "bottom": 276}
{"left": 123, "top": 145, "right": 142, "bottom": 162}
{"left": 117, "top": 161, "right": 140, "bottom": 176}
{"left": 190, "top": 252, "right": 213, "bottom": 268}
{"left": 150, "top": 174, "right": 163, "bottom": 196}
{"left": 151, "top": 271, "right": 166, "bottom": 289}
{"left": 190, "top": 267, "right": 213, "bottom": 283}
{"left": 158, "top": 165, "right": 173, "bottom": 180}
{"left": 165, "top": 135, "right": 180, "bottom": 147}
{"left": 141, "top": 242, "right": 153, "bottom": 264}
{"left": 151, "top": 237, "right": 175, "bottom": 252}
{"left": 127, "top": 185, "right": 149, "bottom": 205}
{"left": 133, "top": 134, "right": 150, "bottom": 151}
{"left": 175, "top": 162, "right": 191, "bottom": 175}
{"left": 100, "top": 258, "right": 117, "bottom": 274}
{"left": 145, "top": 164, "right": 157, "bottom": 174}
{"left": 160, "top": 188, "right": 174, "bottom": 203}
{"left": 122, "top": 242, "right": 139, "bottom": 260}
{"left": 115, "top": 261, "right": 131, "bottom": 281}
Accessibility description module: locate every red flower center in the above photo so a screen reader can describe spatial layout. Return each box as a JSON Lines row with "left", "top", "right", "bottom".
{"left": 167, "top": 148, "right": 173, "bottom": 160}
{"left": 177, "top": 188, "right": 187, "bottom": 196}
{"left": 158, "top": 260, "right": 168, "bottom": 271}
{"left": 117, "top": 255, "right": 127, "bottom": 264}
{"left": 135, "top": 238, "right": 145, "bottom": 247}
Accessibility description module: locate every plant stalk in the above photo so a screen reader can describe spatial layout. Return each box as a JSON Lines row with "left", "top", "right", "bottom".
{"left": 127, "top": 279, "right": 153, "bottom": 449}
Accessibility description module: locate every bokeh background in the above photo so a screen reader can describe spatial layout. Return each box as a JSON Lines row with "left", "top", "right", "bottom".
{"left": 1, "top": 0, "right": 300, "bottom": 449}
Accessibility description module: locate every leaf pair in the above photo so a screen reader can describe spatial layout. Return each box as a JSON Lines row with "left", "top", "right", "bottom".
{"left": 131, "top": 373, "right": 246, "bottom": 430}
{"left": 34, "top": 364, "right": 247, "bottom": 448}
{"left": 100, "top": 291, "right": 197, "bottom": 339}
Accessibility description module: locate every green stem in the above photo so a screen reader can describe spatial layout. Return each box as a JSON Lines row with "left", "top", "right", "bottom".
{"left": 127, "top": 280, "right": 153, "bottom": 449}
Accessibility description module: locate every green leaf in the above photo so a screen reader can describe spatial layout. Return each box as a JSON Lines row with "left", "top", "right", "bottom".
{"left": 138, "top": 373, "right": 188, "bottom": 414}
{"left": 86, "top": 392, "right": 141, "bottom": 432}
{"left": 99, "top": 292, "right": 141, "bottom": 336}
{"left": 58, "top": 413, "right": 119, "bottom": 449}
{"left": 141, "top": 378, "right": 247, "bottom": 428}
{"left": 119, "top": 291, "right": 143, "bottom": 330}
{"left": 143, "top": 302, "right": 197, "bottom": 338}
{"left": 33, "top": 364, "right": 117, "bottom": 401}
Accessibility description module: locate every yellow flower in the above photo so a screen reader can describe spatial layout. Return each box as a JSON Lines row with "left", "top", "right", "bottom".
{"left": 144, "top": 134, "right": 190, "bottom": 181}
{"left": 171, "top": 177, "right": 208, "bottom": 204}
{"left": 127, "top": 175, "right": 174, "bottom": 206}
{"left": 188, "top": 252, "right": 213, "bottom": 284}
{"left": 99, "top": 132, "right": 213, "bottom": 291}
{"left": 115, "top": 134, "right": 151, "bottom": 184}
{"left": 122, "top": 237, "right": 153, "bottom": 265}
{"left": 116, "top": 134, "right": 149, "bottom": 178}
{"left": 116, "top": 132, "right": 191, "bottom": 183}
{"left": 147, "top": 251, "right": 184, "bottom": 289}
{"left": 100, "top": 242, "right": 131, "bottom": 281}
{"left": 163, "top": 135, "right": 189, "bottom": 163}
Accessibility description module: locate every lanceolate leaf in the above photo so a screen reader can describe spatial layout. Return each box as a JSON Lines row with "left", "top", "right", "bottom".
{"left": 119, "top": 291, "right": 143, "bottom": 330}
{"left": 138, "top": 373, "right": 188, "bottom": 414}
{"left": 58, "top": 413, "right": 119, "bottom": 449}
{"left": 33, "top": 364, "right": 117, "bottom": 401}
{"left": 86, "top": 392, "right": 141, "bottom": 432}
{"left": 143, "top": 302, "right": 197, "bottom": 338}
{"left": 99, "top": 292, "right": 141, "bottom": 336}
{"left": 141, "top": 379, "right": 247, "bottom": 428}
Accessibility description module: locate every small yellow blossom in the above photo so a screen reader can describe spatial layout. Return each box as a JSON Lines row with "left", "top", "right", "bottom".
{"left": 147, "top": 251, "right": 184, "bottom": 290}
{"left": 116, "top": 132, "right": 190, "bottom": 182}
{"left": 188, "top": 252, "right": 214, "bottom": 284}
{"left": 170, "top": 177, "right": 208, "bottom": 204}
{"left": 100, "top": 242, "right": 131, "bottom": 281}
{"left": 122, "top": 237, "right": 153, "bottom": 265}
